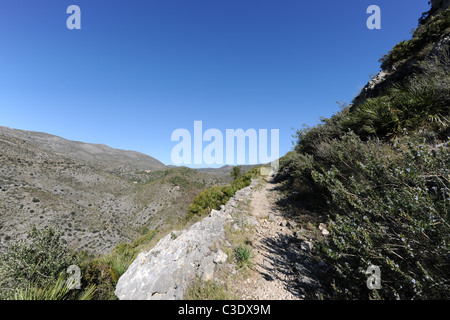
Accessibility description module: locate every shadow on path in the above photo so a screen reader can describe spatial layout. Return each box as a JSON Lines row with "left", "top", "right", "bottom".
{"left": 251, "top": 176, "right": 326, "bottom": 299}
{"left": 255, "top": 231, "right": 324, "bottom": 299}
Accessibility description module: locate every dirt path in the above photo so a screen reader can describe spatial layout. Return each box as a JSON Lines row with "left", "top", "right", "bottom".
{"left": 234, "top": 175, "right": 320, "bottom": 300}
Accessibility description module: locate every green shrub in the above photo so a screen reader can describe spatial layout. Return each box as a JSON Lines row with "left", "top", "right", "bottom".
{"left": 0, "top": 226, "right": 80, "bottom": 288}
{"left": 279, "top": 129, "right": 392, "bottom": 206}
{"left": 187, "top": 167, "right": 260, "bottom": 220}
{"left": 231, "top": 166, "right": 242, "bottom": 180}
{"left": 348, "top": 43, "right": 450, "bottom": 140}
{"left": 106, "top": 243, "right": 138, "bottom": 284}
{"left": 12, "top": 273, "right": 96, "bottom": 300}
{"left": 234, "top": 245, "right": 253, "bottom": 269}
{"left": 276, "top": 7, "right": 450, "bottom": 301}
{"left": 294, "top": 109, "right": 348, "bottom": 156}
{"left": 80, "top": 258, "right": 117, "bottom": 300}
{"left": 312, "top": 136, "right": 450, "bottom": 299}
{"left": 187, "top": 185, "right": 235, "bottom": 219}
{"left": 0, "top": 226, "right": 98, "bottom": 300}
{"left": 278, "top": 151, "right": 315, "bottom": 188}
{"left": 379, "top": 8, "right": 450, "bottom": 70}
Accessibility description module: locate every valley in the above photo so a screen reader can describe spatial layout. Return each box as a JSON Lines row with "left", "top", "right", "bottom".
{"left": 0, "top": 126, "right": 232, "bottom": 254}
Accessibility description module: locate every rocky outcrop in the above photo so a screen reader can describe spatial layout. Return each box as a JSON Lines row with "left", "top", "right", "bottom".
{"left": 114, "top": 180, "right": 258, "bottom": 300}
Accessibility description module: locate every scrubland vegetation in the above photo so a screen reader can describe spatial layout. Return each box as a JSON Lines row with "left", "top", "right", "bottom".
{"left": 277, "top": 8, "right": 450, "bottom": 299}
{"left": 1, "top": 6, "right": 448, "bottom": 302}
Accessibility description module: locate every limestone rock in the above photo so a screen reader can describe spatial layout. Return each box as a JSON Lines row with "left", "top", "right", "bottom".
{"left": 319, "top": 223, "right": 330, "bottom": 236}
{"left": 213, "top": 249, "right": 228, "bottom": 264}
{"left": 114, "top": 179, "right": 259, "bottom": 300}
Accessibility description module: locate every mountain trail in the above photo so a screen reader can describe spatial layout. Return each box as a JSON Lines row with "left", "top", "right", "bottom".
{"left": 232, "top": 175, "right": 320, "bottom": 300}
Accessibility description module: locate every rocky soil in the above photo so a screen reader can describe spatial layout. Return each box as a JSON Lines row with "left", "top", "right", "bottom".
{"left": 0, "top": 126, "right": 229, "bottom": 255}
{"left": 115, "top": 180, "right": 261, "bottom": 300}
{"left": 224, "top": 176, "right": 324, "bottom": 300}
{"left": 115, "top": 176, "right": 325, "bottom": 300}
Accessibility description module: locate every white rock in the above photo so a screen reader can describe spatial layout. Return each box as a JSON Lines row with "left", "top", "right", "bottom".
{"left": 213, "top": 249, "right": 228, "bottom": 264}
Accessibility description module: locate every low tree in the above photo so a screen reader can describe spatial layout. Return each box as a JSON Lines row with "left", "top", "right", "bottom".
{"left": 231, "top": 166, "right": 242, "bottom": 180}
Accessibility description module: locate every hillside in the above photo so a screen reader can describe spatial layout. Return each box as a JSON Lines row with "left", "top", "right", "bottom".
{"left": 276, "top": 5, "right": 450, "bottom": 299}
{"left": 0, "top": 126, "right": 231, "bottom": 255}
{"left": 0, "top": 126, "right": 167, "bottom": 171}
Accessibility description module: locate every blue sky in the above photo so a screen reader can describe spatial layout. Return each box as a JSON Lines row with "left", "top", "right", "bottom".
{"left": 0, "top": 0, "right": 430, "bottom": 167}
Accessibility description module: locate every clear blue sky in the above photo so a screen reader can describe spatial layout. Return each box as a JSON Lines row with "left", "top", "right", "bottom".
{"left": 0, "top": 0, "right": 430, "bottom": 167}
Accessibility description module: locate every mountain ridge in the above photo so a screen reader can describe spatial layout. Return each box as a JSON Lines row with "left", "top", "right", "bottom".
{"left": 0, "top": 125, "right": 167, "bottom": 171}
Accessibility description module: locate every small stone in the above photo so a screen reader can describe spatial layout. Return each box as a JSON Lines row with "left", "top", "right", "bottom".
{"left": 247, "top": 216, "right": 260, "bottom": 227}
{"left": 213, "top": 249, "right": 228, "bottom": 264}
{"left": 200, "top": 256, "right": 215, "bottom": 281}
{"left": 202, "top": 263, "right": 215, "bottom": 281}
{"left": 300, "top": 240, "right": 313, "bottom": 252}
{"left": 319, "top": 223, "right": 330, "bottom": 236}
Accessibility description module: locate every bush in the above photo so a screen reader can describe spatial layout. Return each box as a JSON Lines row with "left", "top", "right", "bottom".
{"left": 231, "top": 166, "right": 242, "bottom": 180}
{"left": 312, "top": 136, "right": 450, "bottom": 299}
{"left": 0, "top": 226, "right": 80, "bottom": 287}
{"left": 276, "top": 6, "right": 450, "bottom": 300}
{"left": 0, "top": 226, "right": 96, "bottom": 300}
{"left": 187, "top": 167, "right": 260, "bottom": 220}
{"left": 234, "top": 245, "right": 253, "bottom": 269}
{"left": 12, "top": 274, "right": 96, "bottom": 300}
{"left": 187, "top": 185, "right": 236, "bottom": 219}
{"left": 106, "top": 243, "right": 139, "bottom": 284}
{"left": 80, "top": 258, "right": 117, "bottom": 300}
{"left": 294, "top": 108, "right": 348, "bottom": 156}
{"left": 346, "top": 49, "right": 450, "bottom": 139}
{"left": 277, "top": 151, "right": 315, "bottom": 190}
{"left": 278, "top": 130, "right": 392, "bottom": 208}
{"left": 379, "top": 8, "right": 450, "bottom": 70}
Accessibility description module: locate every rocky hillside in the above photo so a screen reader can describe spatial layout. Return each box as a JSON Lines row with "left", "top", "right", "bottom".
{"left": 0, "top": 126, "right": 230, "bottom": 254}
{"left": 276, "top": 5, "right": 450, "bottom": 300}
{"left": 0, "top": 126, "right": 166, "bottom": 172}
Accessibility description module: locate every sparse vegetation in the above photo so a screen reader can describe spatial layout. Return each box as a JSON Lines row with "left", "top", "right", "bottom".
{"left": 234, "top": 244, "right": 253, "bottom": 269}
{"left": 186, "top": 167, "right": 260, "bottom": 220}
{"left": 184, "top": 278, "right": 234, "bottom": 300}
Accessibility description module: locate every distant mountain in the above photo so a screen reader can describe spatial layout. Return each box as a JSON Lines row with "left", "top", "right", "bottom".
{"left": 0, "top": 126, "right": 229, "bottom": 254}
{"left": 0, "top": 126, "right": 166, "bottom": 171}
